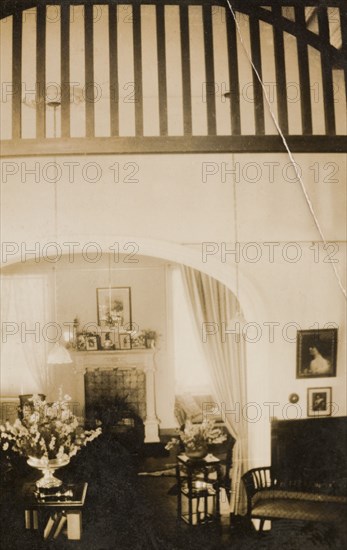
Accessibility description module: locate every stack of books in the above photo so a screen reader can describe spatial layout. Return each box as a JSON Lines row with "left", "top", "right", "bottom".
{"left": 43, "top": 513, "right": 67, "bottom": 539}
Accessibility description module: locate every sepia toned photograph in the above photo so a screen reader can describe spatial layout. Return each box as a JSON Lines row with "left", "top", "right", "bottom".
{"left": 0, "top": 1, "right": 346, "bottom": 549}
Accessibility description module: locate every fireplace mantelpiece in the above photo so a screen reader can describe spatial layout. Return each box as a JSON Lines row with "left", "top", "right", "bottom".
{"left": 73, "top": 350, "right": 160, "bottom": 443}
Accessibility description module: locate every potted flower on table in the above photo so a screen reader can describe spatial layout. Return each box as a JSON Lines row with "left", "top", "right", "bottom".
{"left": 165, "top": 420, "right": 227, "bottom": 459}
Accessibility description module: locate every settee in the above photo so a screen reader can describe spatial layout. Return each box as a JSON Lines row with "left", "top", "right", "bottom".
{"left": 242, "top": 466, "right": 347, "bottom": 532}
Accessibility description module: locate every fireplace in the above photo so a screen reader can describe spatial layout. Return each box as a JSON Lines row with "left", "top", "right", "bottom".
{"left": 85, "top": 367, "right": 146, "bottom": 423}
{"left": 73, "top": 350, "right": 160, "bottom": 443}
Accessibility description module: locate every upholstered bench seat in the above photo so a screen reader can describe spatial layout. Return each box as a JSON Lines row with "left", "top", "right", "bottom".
{"left": 251, "top": 490, "right": 347, "bottom": 523}
{"left": 242, "top": 468, "right": 347, "bottom": 531}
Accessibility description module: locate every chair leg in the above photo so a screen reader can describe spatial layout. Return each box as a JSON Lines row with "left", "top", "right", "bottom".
{"left": 258, "top": 519, "right": 266, "bottom": 532}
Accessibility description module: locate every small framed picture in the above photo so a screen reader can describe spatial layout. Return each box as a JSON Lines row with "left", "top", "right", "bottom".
{"left": 131, "top": 334, "right": 146, "bottom": 349}
{"left": 307, "top": 387, "right": 332, "bottom": 417}
{"left": 76, "top": 333, "right": 86, "bottom": 351}
{"left": 86, "top": 335, "right": 98, "bottom": 351}
{"left": 296, "top": 328, "right": 337, "bottom": 378}
{"left": 119, "top": 333, "right": 132, "bottom": 350}
{"left": 100, "top": 329, "right": 119, "bottom": 351}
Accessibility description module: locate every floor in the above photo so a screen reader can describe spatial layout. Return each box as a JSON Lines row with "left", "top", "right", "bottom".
{"left": 0, "top": 436, "right": 345, "bottom": 550}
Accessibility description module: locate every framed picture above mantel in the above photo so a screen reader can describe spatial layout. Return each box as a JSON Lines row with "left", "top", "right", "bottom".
{"left": 296, "top": 328, "right": 337, "bottom": 378}
{"left": 96, "top": 287, "right": 132, "bottom": 331}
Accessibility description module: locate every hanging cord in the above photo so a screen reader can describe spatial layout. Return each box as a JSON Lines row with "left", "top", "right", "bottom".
{"left": 232, "top": 152, "right": 241, "bottom": 313}
{"left": 225, "top": 1, "right": 346, "bottom": 299}
{"left": 108, "top": 253, "right": 112, "bottom": 322}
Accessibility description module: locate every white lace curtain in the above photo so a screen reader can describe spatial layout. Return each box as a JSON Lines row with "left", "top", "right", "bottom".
{"left": 1, "top": 275, "right": 50, "bottom": 396}
{"left": 181, "top": 265, "right": 249, "bottom": 515}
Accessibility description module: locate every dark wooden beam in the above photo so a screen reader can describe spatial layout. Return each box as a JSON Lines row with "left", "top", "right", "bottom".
{"left": 249, "top": 15, "right": 265, "bottom": 135}
{"left": 2, "top": 135, "right": 347, "bottom": 157}
{"left": 295, "top": 5, "right": 312, "bottom": 135}
{"left": 36, "top": 5, "right": 46, "bottom": 139}
{"left": 272, "top": 4, "right": 288, "bottom": 134}
{"left": 61, "top": 3, "right": 70, "bottom": 138}
{"left": 180, "top": 4, "right": 192, "bottom": 135}
{"left": 317, "top": 7, "right": 336, "bottom": 135}
{"left": 340, "top": 4, "right": 347, "bottom": 96}
{"left": 156, "top": 3, "right": 168, "bottom": 136}
{"left": 226, "top": 8, "right": 241, "bottom": 135}
{"left": 85, "top": 4, "right": 95, "bottom": 138}
{"left": 109, "top": 3, "right": 119, "bottom": 136}
{"left": 12, "top": 11, "right": 22, "bottom": 140}
{"left": 203, "top": 4, "right": 216, "bottom": 135}
{"left": 133, "top": 3, "right": 144, "bottom": 136}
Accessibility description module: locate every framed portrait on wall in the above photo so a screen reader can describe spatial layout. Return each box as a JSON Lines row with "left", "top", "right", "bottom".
{"left": 307, "top": 387, "right": 332, "bottom": 417}
{"left": 97, "top": 287, "right": 132, "bottom": 330}
{"left": 296, "top": 328, "right": 337, "bottom": 378}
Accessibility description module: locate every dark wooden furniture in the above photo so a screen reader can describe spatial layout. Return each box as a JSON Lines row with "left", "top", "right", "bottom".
{"left": 271, "top": 416, "right": 347, "bottom": 489}
{"left": 242, "top": 417, "right": 347, "bottom": 532}
{"left": 176, "top": 453, "right": 222, "bottom": 525}
{"left": 22, "top": 482, "right": 88, "bottom": 540}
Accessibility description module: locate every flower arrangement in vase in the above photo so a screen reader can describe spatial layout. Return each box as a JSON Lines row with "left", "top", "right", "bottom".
{"left": 0, "top": 394, "right": 101, "bottom": 488}
{"left": 165, "top": 419, "right": 227, "bottom": 459}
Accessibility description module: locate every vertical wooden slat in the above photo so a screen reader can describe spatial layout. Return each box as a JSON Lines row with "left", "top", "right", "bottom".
{"left": 249, "top": 15, "right": 265, "bottom": 135}
{"left": 133, "top": 4, "right": 143, "bottom": 136}
{"left": 272, "top": 5, "right": 288, "bottom": 134}
{"left": 109, "top": 4, "right": 119, "bottom": 136}
{"left": 156, "top": 3, "right": 168, "bottom": 136}
{"left": 203, "top": 4, "right": 216, "bottom": 136}
{"left": 180, "top": 4, "right": 192, "bottom": 135}
{"left": 85, "top": 4, "right": 95, "bottom": 138}
{"left": 36, "top": 5, "right": 46, "bottom": 139}
{"left": 12, "top": 11, "right": 22, "bottom": 140}
{"left": 226, "top": 9, "right": 241, "bottom": 135}
{"left": 61, "top": 3, "right": 70, "bottom": 138}
{"left": 317, "top": 7, "right": 336, "bottom": 135}
{"left": 294, "top": 6, "right": 312, "bottom": 135}
{"left": 340, "top": 5, "right": 347, "bottom": 100}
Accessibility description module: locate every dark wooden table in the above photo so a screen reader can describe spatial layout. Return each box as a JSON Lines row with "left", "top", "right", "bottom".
{"left": 22, "top": 481, "right": 88, "bottom": 540}
{"left": 176, "top": 454, "right": 222, "bottom": 525}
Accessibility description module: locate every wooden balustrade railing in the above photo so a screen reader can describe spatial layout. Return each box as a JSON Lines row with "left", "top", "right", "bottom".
{"left": 1, "top": 0, "right": 346, "bottom": 156}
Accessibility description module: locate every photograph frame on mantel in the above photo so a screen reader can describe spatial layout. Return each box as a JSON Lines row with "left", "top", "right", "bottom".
{"left": 97, "top": 287, "right": 132, "bottom": 331}
{"left": 119, "top": 333, "right": 132, "bottom": 350}
{"left": 307, "top": 387, "right": 332, "bottom": 417}
{"left": 296, "top": 328, "right": 338, "bottom": 379}
{"left": 85, "top": 335, "right": 98, "bottom": 351}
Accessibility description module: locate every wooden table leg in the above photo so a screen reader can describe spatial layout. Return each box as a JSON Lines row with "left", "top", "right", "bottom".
{"left": 24, "top": 509, "right": 38, "bottom": 530}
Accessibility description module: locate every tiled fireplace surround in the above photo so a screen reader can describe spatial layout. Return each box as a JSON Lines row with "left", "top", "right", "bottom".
{"left": 73, "top": 350, "right": 160, "bottom": 443}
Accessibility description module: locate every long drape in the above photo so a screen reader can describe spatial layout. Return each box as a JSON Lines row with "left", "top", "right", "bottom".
{"left": 181, "top": 266, "right": 249, "bottom": 514}
{"left": 1, "top": 276, "right": 49, "bottom": 395}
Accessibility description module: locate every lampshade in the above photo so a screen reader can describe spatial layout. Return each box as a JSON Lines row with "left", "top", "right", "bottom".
{"left": 47, "top": 342, "right": 73, "bottom": 365}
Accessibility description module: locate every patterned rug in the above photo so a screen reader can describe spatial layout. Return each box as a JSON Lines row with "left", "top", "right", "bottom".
{"left": 137, "top": 466, "right": 176, "bottom": 477}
